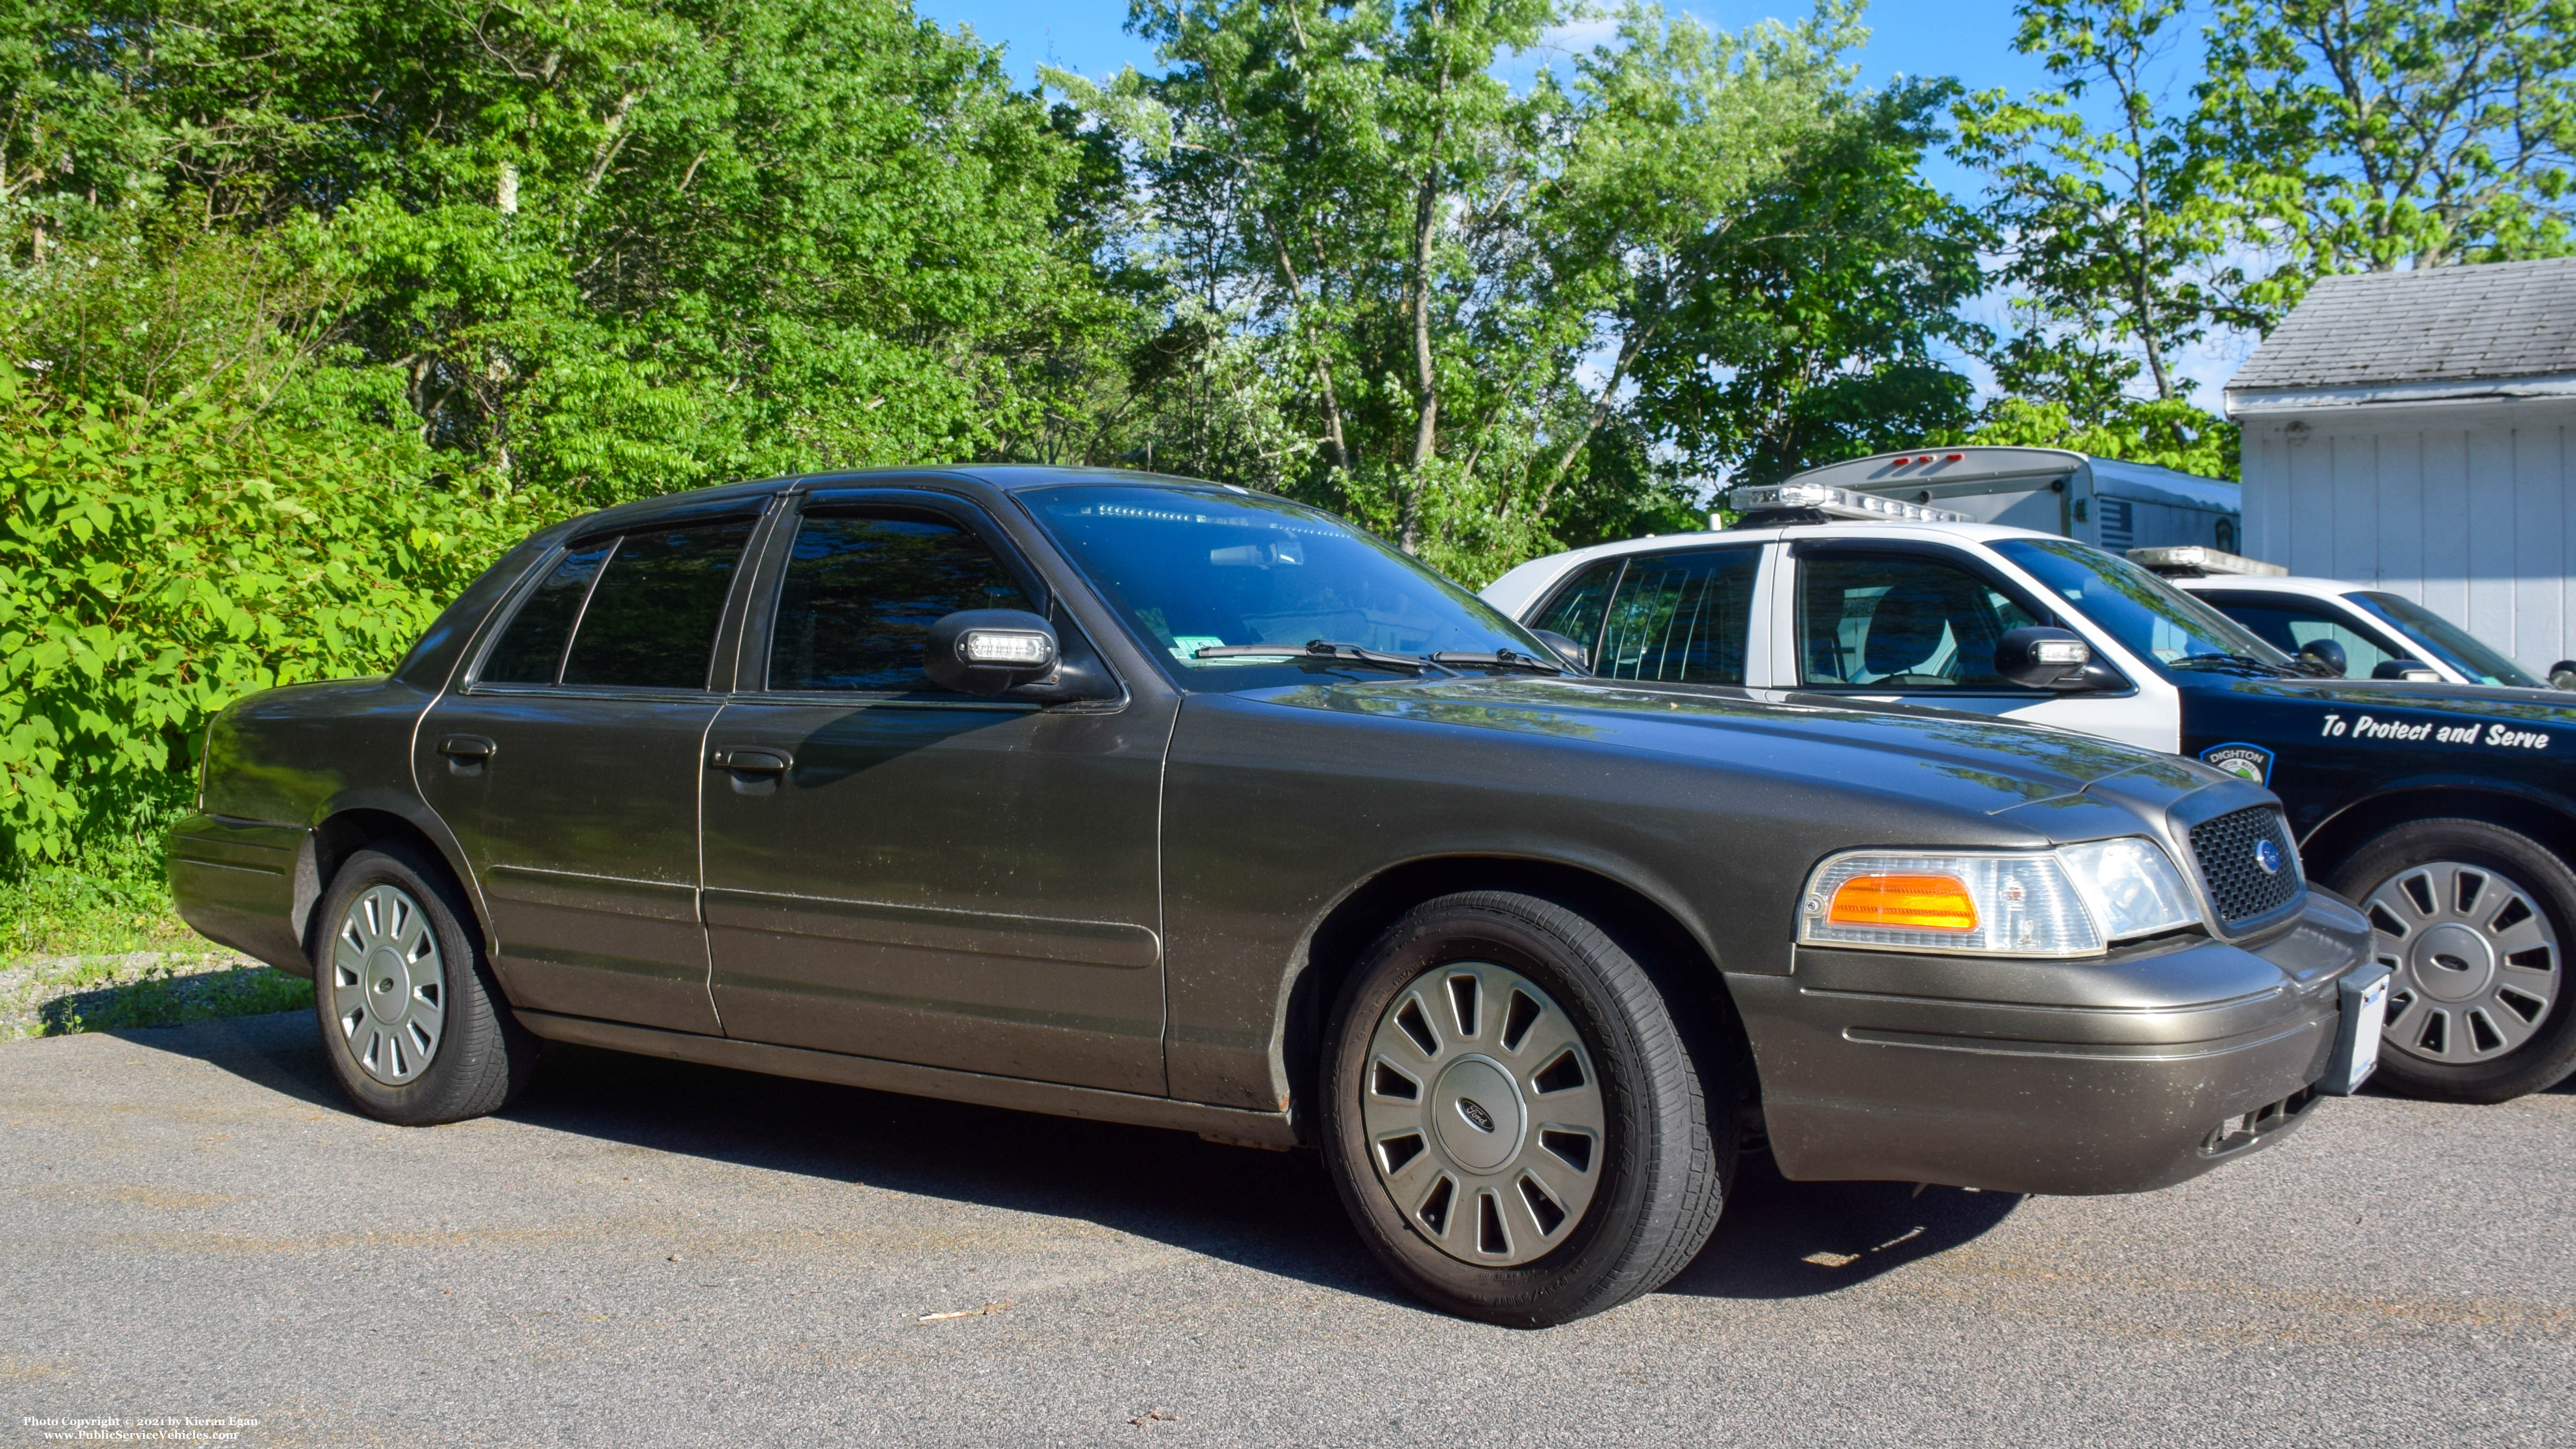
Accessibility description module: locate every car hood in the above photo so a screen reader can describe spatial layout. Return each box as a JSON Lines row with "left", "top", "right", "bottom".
{"left": 1245, "top": 676, "right": 2224, "bottom": 819}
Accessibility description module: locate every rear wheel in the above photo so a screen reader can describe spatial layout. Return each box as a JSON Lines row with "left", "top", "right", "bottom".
{"left": 312, "top": 843, "right": 538, "bottom": 1124}
{"left": 1320, "top": 891, "right": 1732, "bottom": 1326}
{"left": 2328, "top": 818, "right": 2576, "bottom": 1102}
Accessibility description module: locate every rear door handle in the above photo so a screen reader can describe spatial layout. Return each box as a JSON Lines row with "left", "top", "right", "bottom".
{"left": 709, "top": 748, "right": 792, "bottom": 775}
{"left": 437, "top": 735, "right": 497, "bottom": 761}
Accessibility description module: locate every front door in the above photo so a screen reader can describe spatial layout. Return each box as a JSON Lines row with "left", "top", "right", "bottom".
{"left": 698, "top": 492, "right": 1170, "bottom": 1094}
{"left": 416, "top": 512, "right": 765, "bottom": 1034}
{"left": 1783, "top": 543, "right": 2178, "bottom": 750}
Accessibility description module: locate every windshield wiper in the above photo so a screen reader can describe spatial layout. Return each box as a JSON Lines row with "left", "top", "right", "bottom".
{"left": 1427, "top": 648, "right": 1564, "bottom": 676}
{"left": 2169, "top": 652, "right": 2301, "bottom": 678}
{"left": 1191, "top": 640, "right": 1449, "bottom": 675}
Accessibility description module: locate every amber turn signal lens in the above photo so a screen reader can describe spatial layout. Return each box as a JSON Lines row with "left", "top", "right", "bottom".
{"left": 1827, "top": 873, "right": 1979, "bottom": 932}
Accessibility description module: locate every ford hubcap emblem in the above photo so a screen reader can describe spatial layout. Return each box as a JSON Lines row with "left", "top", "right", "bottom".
{"left": 2253, "top": 839, "right": 2284, "bottom": 875}
{"left": 1455, "top": 1097, "right": 1496, "bottom": 1133}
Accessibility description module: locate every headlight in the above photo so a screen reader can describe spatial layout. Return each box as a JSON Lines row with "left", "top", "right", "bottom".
{"left": 1800, "top": 839, "right": 2203, "bottom": 958}
{"left": 2056, "top": 837, "right": 2200, "bottom": 942}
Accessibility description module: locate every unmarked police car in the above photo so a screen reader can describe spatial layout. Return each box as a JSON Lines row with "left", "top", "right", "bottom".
{"left": 1485, "top": 483, "right": 2576, "bottom": 1103}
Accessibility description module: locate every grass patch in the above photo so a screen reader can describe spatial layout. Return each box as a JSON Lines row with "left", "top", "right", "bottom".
{"left": 2, "top": 833, "right": 198, "bottom": 960}
{"left": 0, "top": 953, "right": 312, "bottom": 1041}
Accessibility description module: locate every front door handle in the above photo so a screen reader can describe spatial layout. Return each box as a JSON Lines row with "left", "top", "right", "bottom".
{"left": 709, "top": 747, "right": 793, "bottom": 775}
{"left": 437, "top": 735, "right": 497, "bottom": 761}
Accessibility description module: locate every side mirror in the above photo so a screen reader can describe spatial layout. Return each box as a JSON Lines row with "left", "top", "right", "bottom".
{"left": 2371, "top": 658, "right": 2441, "bottom": 682}
{"left": 926, "top": 609, "right": 1060, "bottom": 696}
{"left": 2549, "top": 660, "right": 2576, "bottom": 691}
{"left": 1530, "top": 628, "right": 1589, "bottom": 672}
{"left": 1995, "top": 626, "right": 2095, "bottom": 690}
{"left": 2298, "top": 638, "right": 2348, "bottom": 678}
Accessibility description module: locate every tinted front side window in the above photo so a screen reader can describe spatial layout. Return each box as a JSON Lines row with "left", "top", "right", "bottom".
{"left": 767, "top": 512, "right": 1036, "bottom": 692}
{"left": 2200, "top": 595, "right": 2396, "bottom": 678}
{"left": 1799, "top": 553, "right": 2041, "bottom": 689}
{"left": 1597, "top": 549, "right": 1760, "bottom": 684}
{"left": 1529, "top": 558, "right": 1622, "bottom": 667}
{"left": 558, "top": 522, "right": 756, "bottom": 689}
{"left": 483, "top": 542, "right": 612, "bottom": 684}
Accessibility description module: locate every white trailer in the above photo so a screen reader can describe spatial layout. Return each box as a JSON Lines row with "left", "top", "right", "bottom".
{"left": 1759, "top": 446, "right": 2243, "bottom": 554}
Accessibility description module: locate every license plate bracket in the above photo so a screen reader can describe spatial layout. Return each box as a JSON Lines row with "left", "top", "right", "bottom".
{"left": 2318, "top": 964, "right": 2391, "bottom": 1096}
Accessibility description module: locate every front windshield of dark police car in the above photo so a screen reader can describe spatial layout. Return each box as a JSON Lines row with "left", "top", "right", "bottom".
{"left": 1023, "top": 484, "right": 1550, "bottom": 686}
{"left": 2351, "top": 592, "right": 2544, "bottom": 688}
{"left": 1992, "top": 538, "right": 2294, "bottom": 673}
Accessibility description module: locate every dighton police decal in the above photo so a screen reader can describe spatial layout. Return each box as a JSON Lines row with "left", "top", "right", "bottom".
{"left": 2318, "top": 712, "right": 2553, "bottom": 751}
{"left": 2201, "top": 743, "right": 2274, "bottom": 783}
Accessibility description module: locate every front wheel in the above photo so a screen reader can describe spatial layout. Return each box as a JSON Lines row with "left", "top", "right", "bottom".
{"left": 312, "top": 843, "right": 539, "bottom": 1124}
{"left": 1320, "top": 892, "right": 1733, "bottom": 1326}
{"left": 2329, "top": 818, "right": 2576, "bottom": 1102}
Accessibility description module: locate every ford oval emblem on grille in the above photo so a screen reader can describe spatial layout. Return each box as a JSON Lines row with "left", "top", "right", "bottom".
{"left": 2253, "top": 839, "right": 2284, "bottom": 875}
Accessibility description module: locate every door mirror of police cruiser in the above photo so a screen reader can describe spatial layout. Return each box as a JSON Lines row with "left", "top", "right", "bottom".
{"left": 1530, "top": 628, "right": 1590, "bottom": 672}
{"left": 926, "top": 609, "right": 1064, "bottom": 696}
{"left": 2550, "top": 660, "right": 2576, "bottom": 691}
{"left": 2371, "top": 657, "right": 2442, "bottom": 683}
{"left": 2297, "top": 638, "right": 2348, "bottom": 678}
{"left": 1994, "top": 627, "right": 2097, "bottom": 690}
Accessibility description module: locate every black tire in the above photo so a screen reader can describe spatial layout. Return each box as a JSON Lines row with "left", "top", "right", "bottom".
{"left": 1319, "top": 891, "right": 1734, "bottom": 1327}
{"left": 2326, "top": 818, "right": 2576, "bottom": 1103}
{"left": 310, "top": 842, "right": 538, "bottom": 1124}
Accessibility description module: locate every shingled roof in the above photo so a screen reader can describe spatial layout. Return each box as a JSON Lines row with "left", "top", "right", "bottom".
{"left": 2227, "top": 257, "right": 2576, "bottom": 394}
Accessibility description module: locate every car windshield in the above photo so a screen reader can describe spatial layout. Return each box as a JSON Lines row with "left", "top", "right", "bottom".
{"left": 1021, "top": 484, "right": 1551, "bottom": 687}
{"left": 1991, "top": 537, "right": 2294, "bottom": 674}
{"left": 2348, "top": 592, "right": 2544, "bottom": 688}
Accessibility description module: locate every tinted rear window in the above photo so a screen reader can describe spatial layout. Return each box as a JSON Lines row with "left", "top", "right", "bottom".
{"left": 1597, "top": 549, "right": 1759, "bottom": 684}
{"left": 766, "top": 512, "right": 1036, "bottom": 691}
{"left": 481, "top": 542, "right": 612, "bottom": 684}
{"left": 556, "top": 522, "right": 756, "bottom": 689}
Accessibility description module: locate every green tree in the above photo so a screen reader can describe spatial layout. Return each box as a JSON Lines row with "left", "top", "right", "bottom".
{"left": 1631, "top": 78, "right": 1986, "bottom": 484}
{"left": 1084, "top": 0, "right": 1858, "bottom": 580}
{"left": 2200, "top": 0, "right": 2576, "bottom": 308}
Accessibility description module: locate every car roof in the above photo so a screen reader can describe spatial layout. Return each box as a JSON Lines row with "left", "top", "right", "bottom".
{"left": 2168, "top": 574, "right": 2371, "bottom": 601}
{"left": 567, "top": 465, "right": 1250, "bottom": 535}
{"left": 1516, "top": 518, "right": 2080, "bottom": 572}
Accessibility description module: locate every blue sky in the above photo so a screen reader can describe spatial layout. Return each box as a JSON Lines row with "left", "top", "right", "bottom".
{"left": 908, "top": 0, "right": 2254, "bottom": 400}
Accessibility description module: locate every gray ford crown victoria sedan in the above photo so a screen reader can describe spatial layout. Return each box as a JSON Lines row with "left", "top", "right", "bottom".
{"left": 169, "top": 467, "right": 2375, "bottom": 1325}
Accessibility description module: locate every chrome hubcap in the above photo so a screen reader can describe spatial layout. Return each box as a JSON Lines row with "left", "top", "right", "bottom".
{"left": 2364, "top": 861, "right": 2559, "bottom": 1064}
{"left": 1361, "top": 962, "right": 1604, "bottom": 1267}
{"left": 331, "top": 884, "right": 446, "bottom": 1085}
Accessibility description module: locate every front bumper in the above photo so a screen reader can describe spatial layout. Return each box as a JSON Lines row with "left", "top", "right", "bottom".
{"left": 1730, "top": 890, "right": 2373, "bottom": 1196}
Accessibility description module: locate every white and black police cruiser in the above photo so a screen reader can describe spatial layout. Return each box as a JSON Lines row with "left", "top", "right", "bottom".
{"left": 1485, "top": 480, "right": 2576, "bottom": 1103}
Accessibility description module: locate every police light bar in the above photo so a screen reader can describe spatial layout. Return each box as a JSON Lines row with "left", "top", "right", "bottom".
{"left": 1723, "top": 483, "right": 1974, "bottom": 525}
{"left": 2124, "top": 546, "right": 2286, "bottom": 578}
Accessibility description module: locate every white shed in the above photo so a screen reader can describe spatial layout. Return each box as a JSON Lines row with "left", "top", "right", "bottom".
{"left": 2226, "top": 257, "right": 2576, "bottom": 676}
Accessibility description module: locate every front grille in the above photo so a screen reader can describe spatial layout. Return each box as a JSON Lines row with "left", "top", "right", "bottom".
{"left": 2189, "top": 805, "right": 2302, "bottom": 925}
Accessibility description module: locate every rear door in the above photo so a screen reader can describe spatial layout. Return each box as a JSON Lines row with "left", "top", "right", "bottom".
{"left": 416, "top": 504, "right": 770, "bottom": 1034}
{"left": 1780, "top": 540, "right": 2180, "bottom": 750}
{"left": 696, "top": 489, "right": 1170, "bottom": 1094}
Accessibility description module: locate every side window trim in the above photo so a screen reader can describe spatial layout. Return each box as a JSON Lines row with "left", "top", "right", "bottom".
{"left": 1788, "top": 541, "right": 2069, "bottom": 695}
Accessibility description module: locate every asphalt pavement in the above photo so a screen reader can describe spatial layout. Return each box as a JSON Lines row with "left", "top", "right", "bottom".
{"left": 2, "top": 1009, "right": 2569, "bottom": 1447}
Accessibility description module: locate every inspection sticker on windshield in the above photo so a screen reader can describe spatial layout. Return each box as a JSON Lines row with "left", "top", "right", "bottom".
{"left": 2200, "top": 743, "right": 2273, "bottom": 783}
{"left": 2319, "top": 713, "right": 2551, "bottom": 750}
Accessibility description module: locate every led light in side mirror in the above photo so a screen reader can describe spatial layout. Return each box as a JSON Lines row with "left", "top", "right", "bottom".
{"left": 1995, "top": 627, "right": 2095, "bottom": 690}
{"left": 960, "top": 629, "right": 1055, "bottom": 668}
{"left": 926, "top": 608, "right": 1062, "bottom": 695}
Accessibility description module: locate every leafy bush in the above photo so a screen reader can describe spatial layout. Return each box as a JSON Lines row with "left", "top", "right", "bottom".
{"left": 0, "top": 230, "right": 538, "bottom": 865}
